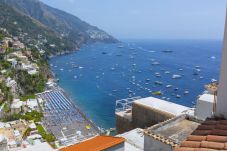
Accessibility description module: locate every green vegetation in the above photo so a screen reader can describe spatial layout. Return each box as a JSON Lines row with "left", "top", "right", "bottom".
{"left": 20, "top": 94, "right": 36, "bottom": 101}
{"left": 22, "top": 111, "right": 43, "bottom": 122}
{"left": 37, "top": 124, "right": 56, "bottom": 142}
{"left": 0, "top": 33, "right": 4, "bottom": 41}
{"left": 16, "top": 70, "right": 46, "bottom": 95}
{"left": 2, "top": 111, "right": 43, "bottom": 122}
{"left": 0, "top": 82, "right": 13, "bottom": 105}
{"left": 0, "top": 60, "right": 11, "bottom": 70}
{"left": 23, "top": 127, "right": 32, "bottom": 139}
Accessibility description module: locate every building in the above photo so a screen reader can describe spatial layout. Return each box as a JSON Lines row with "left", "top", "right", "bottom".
{"left": 10, "top": 99, "right": 24, "bottom": 114}
{"left": 174, "top": 118, "right": 227, "bottom": 151}
{"left": 217, "top": 10, "right": 227, "bottom": 119}
{"left": 144, "top": 115, "right": 200, "bottom": 151}
{"left": 117, "top": 128, "right": 144, "bottom": 151}
{"left": 195, "top": 93, "right": 216, "bottom": 120}
{"left": 19, "top": 142, "right": 54, "bottom": 151}
{"left": 115, "top": 97, "right": 192, "bottom": 134}
{"left": 59, "top": 136, "right": 125, "bottom": 151}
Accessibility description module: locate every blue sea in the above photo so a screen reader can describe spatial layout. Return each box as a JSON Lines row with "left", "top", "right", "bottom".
{"left": 49, "top": 39, "right": 222, "bottom": 129}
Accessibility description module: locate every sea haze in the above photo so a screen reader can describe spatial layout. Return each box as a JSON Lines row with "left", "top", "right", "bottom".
{"left": 49, "top": 39, "right": 222, "bottom": 129}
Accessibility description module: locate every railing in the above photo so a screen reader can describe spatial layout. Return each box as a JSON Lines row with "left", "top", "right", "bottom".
{"left": 115, "top": 96, "right": 141, "bottom": 113}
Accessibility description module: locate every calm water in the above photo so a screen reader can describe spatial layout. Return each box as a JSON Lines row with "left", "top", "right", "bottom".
{"left": 49, "top": 40, "right": 222, "bottom": 129}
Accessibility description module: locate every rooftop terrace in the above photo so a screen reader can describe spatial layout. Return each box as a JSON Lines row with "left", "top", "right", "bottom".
{"left": 145, "top": 115, "right": 200, "bottom": 146}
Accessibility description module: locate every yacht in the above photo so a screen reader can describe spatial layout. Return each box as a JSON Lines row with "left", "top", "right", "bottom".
{"left": 166, "top": 85, "right": 172, "bottom": 88}
{"left": 172, "top": 74, "right": 182, "bottom": 79}
{"left": 176, "top": 95, "right": 181, "bottom": 98}
{"left": 184, "top": 91, "right": 189, "bottom": 95}
{"left": 154, "top": 81, "right": 163, "bottom": 85}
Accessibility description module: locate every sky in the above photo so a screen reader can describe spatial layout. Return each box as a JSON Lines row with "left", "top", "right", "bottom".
{"left": 40, "top": 0, "right": 227, "bottom": 40}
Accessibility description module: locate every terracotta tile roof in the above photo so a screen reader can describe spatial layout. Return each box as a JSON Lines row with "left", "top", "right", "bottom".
{"left": 59, "top": 136, "right": 125, "bottom": 151}
{"left": 174, "top": 119, "right": 227, "bottom": 151}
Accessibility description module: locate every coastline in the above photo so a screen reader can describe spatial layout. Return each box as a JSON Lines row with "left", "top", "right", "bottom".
{"left": 48, "top": 64, "right": 101, "bottom": 132}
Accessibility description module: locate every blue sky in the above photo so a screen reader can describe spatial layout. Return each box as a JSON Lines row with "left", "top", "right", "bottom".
{"left": 41, "top": 0, "right": 227, "bottom": 40}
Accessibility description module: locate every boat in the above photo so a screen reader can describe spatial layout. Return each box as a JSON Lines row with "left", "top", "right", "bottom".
{"left": 211, "top": 56, "right": 216, "bottom": 59}
{"left": 176, "top": 95, "right": 181, "bottom": 98}
{"left": 184, "top": 91, "right": 189, "bottom": 95}
{"left": 154, "top": 81, "right": 163, "bottom": 85}
{"left": 102, "top": 52, "right": 107, "bottom": 54}
{"left": 174, "top": 88, "right": 179, "bottom": 91}
{"left": 178, "top": 69, "right": 183, "bottom": 71}
{"left": 146, "top": 79, "right": 150, "bottom": 82}
{"left": 152, "top": 91, "right": 162, "bottom": 95}
{"left": 211, "top": 79, "right": 217, "bottom": 83}
{"left": 162, "top": 50, "right": 173, "bottom": 53}
{"left": 152, "top": 62, "right": 160, "bottom": 65}
{"left": 172, "top": 74, "right": 182, "bottom": 79}
{"left": 155, "top": 72, "right": 161, "bottom": 77}
{"left": 166, "top": 85, "right": 172, "bottom": 88}
{"left": 193, "top": 69, "right": 200, "bottom": 75}
{"left": 165, "top": 71, "right": 170, "bottom": 74}
{"left": 118, "top": 45, "right": 124, "bottom": 48}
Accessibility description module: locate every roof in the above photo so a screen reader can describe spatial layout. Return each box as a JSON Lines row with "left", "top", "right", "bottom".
{"left": 134, "top": 97, "right": 190, "bottom": 116}
{"left": 198, "top": 94, "right": 215, "bottom": 103}
{"left": 174, "top": 118, "right": 227, "bottom": 151}
{"left": 59, "top": 136, "right": 125, "bottom": 151}
{"left": 145, "top": 115, "right": 200, "bottom": 147}
{"left": 21, "top": 142, "right": 54, "bottom": 151}
{"left": 117, "top": 128, "right": 144, "bottom": 151}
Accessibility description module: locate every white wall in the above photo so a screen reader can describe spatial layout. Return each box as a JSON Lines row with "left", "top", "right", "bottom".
{"left": 104, "top": 143, "right": 124, "bottom": 151}
{"left": 195, "top": 94, "right": 214, "bottom": 120}
{"left": 217, "top": 10, "right": 227, "bottom": 118}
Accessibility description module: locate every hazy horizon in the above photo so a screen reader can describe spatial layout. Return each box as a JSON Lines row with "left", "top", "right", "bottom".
{"left": 41, "top": 0, "right": 227, "bottom": 40}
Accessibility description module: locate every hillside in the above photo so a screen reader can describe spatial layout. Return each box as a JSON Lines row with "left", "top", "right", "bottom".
{"left": 0, "top": 0, "right": 117, "bottom": 55}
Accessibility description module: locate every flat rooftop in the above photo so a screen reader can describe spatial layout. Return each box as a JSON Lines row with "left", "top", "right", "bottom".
{"left": 117, "top": 128, "right": 144, "bottom": 151}
{"left": 198, "top": 93, "right": 215, "bottom": 103}
{"left": 134, "top": 97, "right": 190, "bottom": 116}
{"left": 145, "top": 115, "right": 200, "bottom": 145}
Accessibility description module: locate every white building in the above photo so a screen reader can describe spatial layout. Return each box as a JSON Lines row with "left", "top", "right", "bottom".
{"left": 217, "top": 10, "right": 227, "bottom": 118}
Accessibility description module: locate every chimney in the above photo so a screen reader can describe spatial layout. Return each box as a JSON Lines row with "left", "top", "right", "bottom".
{"left": 217, "top": 10, "right": 227, "bottom": 118}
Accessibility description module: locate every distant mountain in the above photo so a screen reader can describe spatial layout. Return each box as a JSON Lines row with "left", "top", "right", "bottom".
{"left": 0, "top": 0, "right": 117, "bottom": 55}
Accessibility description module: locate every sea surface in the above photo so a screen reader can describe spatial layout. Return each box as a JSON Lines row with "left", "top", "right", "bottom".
{"left": 49, "top": 39, "right": 222, "bottom": 129}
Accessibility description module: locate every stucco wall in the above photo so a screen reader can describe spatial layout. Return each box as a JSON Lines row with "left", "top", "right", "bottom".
{"left": 116, "top": 113, "right": 133, "bottom": 134}
{"left": 144, "top": 135, "right": 172, "bottom": 151}
{"left": 217, "top": 10, "right": 227, "bottom": 118}
{"left": 132, "top": 103, "right": 174, "bottom": 129}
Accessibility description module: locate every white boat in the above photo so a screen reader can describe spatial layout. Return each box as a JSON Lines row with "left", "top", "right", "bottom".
{"left": 211, "top": 56, "right": 216, "bottom": 59}
{"left": 172, "top": 74, "right": 182, "bottom": 79}
{"left": 154, "top": 81, "right": 163, "bottom": 85}
{"left": 211, "top": 79, "right": 217, "bottom": 83}
{"left": 176, "top": 95, "right": 181, "bottom": 98}
{"left": 165, "top": 71, "right": 170, "bottom": 74}
{"left": 152, "top": 62, "right": 160, "bottom": 65}
{"left": 184, "top": 91, "right": 189, "bottom": 95}
{"left": 155, "top": 72, "right": 161, "bottom": 77}
{"left": 166, "top": 85, "right": 172, "bottom": 88}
